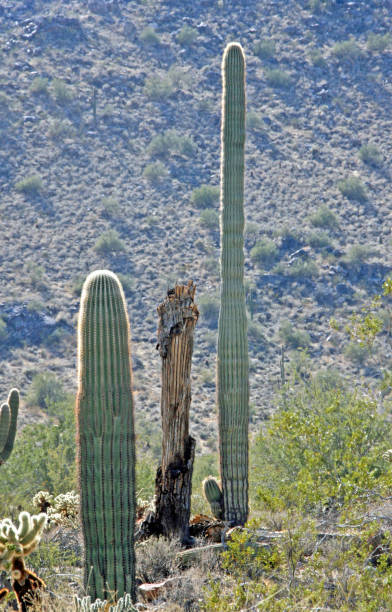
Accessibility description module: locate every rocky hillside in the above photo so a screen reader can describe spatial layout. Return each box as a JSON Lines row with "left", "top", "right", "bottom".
{"left": 0, "top": 0, "right": 391, "bottom": 450}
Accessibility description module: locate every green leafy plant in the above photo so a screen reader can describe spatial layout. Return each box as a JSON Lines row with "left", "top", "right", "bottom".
{"left": 265, "top": 68, "right": 291, "bottom": 88}
{"left": 338, "top": 176, "right": 368, "bottom": 202}
{"left": 177, "top": 25, "right": 198, "bottom": 46}
{"left": 190, "top": 184, "right": 219, "bottom": 209}
{"left": 359, "top": 143, "right": 383, "bottom": 167}
{"left": 309, "top": 205, "right": 339, "bottom": 229}
{"left": 94, "top": 229, "right": 126, "bottom": 254}
{"left": 143, "top": 161, "right": 169, "bottom": 183}
{"left": 15, "top": 175, "right": 43, "bottom": 196}
{"left": 250, "top": 238, "right": 278, "bottom": 268}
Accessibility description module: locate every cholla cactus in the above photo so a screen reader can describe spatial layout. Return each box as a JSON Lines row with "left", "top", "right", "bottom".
{"left": 0, "top": 512, "right": 47, "bottom": 611}
{"left": 48, "top": 491, "right": 80, "bottom": 528}
{"left": 0, "top": 512, "right": 47, "bottom": 571}
{"left": 74, "top": 593, "right": 136, "bottom": 611}
{"left": 32, "top": 490, "right": 54, "bottom": 513}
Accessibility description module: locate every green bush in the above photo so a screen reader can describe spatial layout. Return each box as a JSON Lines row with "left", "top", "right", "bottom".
{"left": 15, "top": 174, "right": 43, "bottom": 195}
{"left": 367, "top": 32, "right": 391, "bottom": 52}
{"left": 140, "top": 26, "right": 160, "bottom": 45}
{"left": 338, "top": 176, "right": 368, "bottom": 202}
{"left": 191, "top": 184, "right": 219, "bottom": 209}
{"left": 250, "top": 238, "right": 278, "bottom": 268}
{"left": 30, "top": 77, "right": 49, "bottom": 94}
{"left": 253, "top": 39, "right": 275, "bottom": 59}
{"left": 309, "top": 205, "right": 338, "bottom": 229}
{"left": 101, "top": 196, "right": 120, "bottom": 217}
{"left": 265, "top": 68, "right": 291, "bottom": 88}
{"left": 288, "top": 259, "right": 319, "bottom": 279}
{"left": 279, "top": 321, "right": 311, "bottom": 349}
{"left": 26, "top": 372, "right": 68, "bottom": 411}
{"left": 144, "top": 75, "right": 175, "bottom": 100}
{"left": 308, "top": 230, "right": 331, "bottom": 248}
{"left": 147, "top": 129, "right": 197, "bottom": 158}
{"left": 143, "top": 161, "right": 169, "bottom": 183}
{"left": 198, "top": 294, "right": 220, "bottom": 329}
{"left": 344, "top": 340, "right": 370, "bottom": 365}
{"left": 359, "top": 143, "right": 383, "bottom": 167}
{"left": 93, "top": 229, "right": 126, "bottom": 254}
{"left": 199, "top": 208, "right": 219, "bottom": 230}
{"left": 251, "top": 380, "right": 392, "bottom": 511}
{"left": 343, "top": 244, "right": 377, "bottom": 266}
{"left": 331, "top": 38, "right": 362, "bottom": 61}
{"left": 177, "top": 25, "right": 198, "bottom": 46}
{"left": 308, "top": 48, "right": 327, "bottom": 67}
{"left": 52, "top": 78, "right": 74, "bottom": 104}
{"left": 246, "top": 111, "right": 265, "bottom": 132}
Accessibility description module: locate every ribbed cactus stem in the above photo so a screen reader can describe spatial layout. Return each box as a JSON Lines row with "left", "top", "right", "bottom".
{"left": 0, "top": 389, "right": 19, "bottom": 466}
{"left": 76, "top": 270, "right": 136, "bottom": 601}
{"left": 217, "top": 42, "right": 249, "bottom": 526}
{"left": 203, "top": 476, "right": 223, "bottom": 519}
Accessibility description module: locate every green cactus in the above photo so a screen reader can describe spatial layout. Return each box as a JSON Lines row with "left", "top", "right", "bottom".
{"left": 202, "top": 476, "right": 223, "bottom": 519}
{"left": 217, "top": 42, "right": 249, "bottom": 526}
{"left": 76, "top": 270, "right": 136, "bottom": 602}
{"left": 0, "top": 389, "right": 19, "bottom": 466}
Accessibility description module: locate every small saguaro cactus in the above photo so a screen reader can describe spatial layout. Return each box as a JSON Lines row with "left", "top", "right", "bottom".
{"left": 0, "top": 389, "right": 19, "bottom": 466}
{"left": 216, "top": 42, "right": 249, "bottom": 526}
{"left": 202, "top": 476, "right": 223, "bottom": 520}
{"left": 0, "top": 511, "right": 47, "bottom": 611}
{"left": 76, "top": 270, "right": 136, "bottom": 602}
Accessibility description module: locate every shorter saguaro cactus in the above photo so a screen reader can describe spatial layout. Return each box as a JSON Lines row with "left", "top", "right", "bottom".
{"left": 0, "top": 511, "right": 47, "bottom": 611}
{"left": 0, "top": 389, "right": 19, "bottom": 466}
{"left": 202, "top": 476, "right": 223, "bottom": 519}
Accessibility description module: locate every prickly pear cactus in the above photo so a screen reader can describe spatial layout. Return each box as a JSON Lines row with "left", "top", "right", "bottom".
{"left": 217, "top": 42, "right": 249, "bottom": 526}
{"left": 0, "top": 389, "right": 19, "bottom": 466}
{"left": 76, "top": 270, "right": 136, "bottom": 602}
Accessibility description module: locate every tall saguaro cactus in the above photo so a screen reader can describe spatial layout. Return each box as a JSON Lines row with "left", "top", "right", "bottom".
{"left": 0, "top": 389, "right": 19, "bottom": 466}
{"left": 76, "top": 270, "right": 136, "bottom": 602}
{"left": 217, "top": 42, "right": 249, "bottom": 526}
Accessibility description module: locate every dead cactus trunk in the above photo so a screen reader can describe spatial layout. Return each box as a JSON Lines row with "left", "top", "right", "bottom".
{"left": 141, "top": 282, "right": 198, "bottom": 544}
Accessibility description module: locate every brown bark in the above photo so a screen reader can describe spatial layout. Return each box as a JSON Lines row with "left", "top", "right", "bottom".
{"left": 11, "top": 557, "right": 46, "bottom": 612}
{"left": 142, "top": 282, "right": 198, "bottom": 544}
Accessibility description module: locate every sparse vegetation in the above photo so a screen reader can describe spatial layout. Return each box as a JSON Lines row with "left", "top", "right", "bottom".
{"left": 93, "top": 229, "right": 126, "bottom": 254}
{"left": 265, "top": 68, "right": 292, "bottom": 88}
{"left": 177, "top": 25, "right": 198, "bottom": 46}
{"left": 331, "top": 38, "right": 362, "bottom": 61}
{"left": 15, "top": 174, "right": 43, "bottom": 195}
{"left": 309, "top": 205, "right": 339, "bottom": 229}
{"left": 143, "top": 161, "right": 169, "bottom": 182}
{"left": 367, "top": 32, "right": 391, "bottom": 52}
{"left": 140, "top": 26, "right": 160, "bottom": 45}
{"left": 250, "top": 238, "right": 278, "bottom": 268}
{"left": 199, "top": 208, "right": 219, "bottom": 230}
{"left": 338, "top": 176, "right": 368, "bottom": 202}
{"left": 279, "top": 320, "right": 311, "bottom": 349}
{"left": 253, "top": 38, "right": 275, "bottom": 59}
{"left": 190, "top": 184, "right": 219, "bottom": 209}
{"left": 359, "top": 143, "right": 383, "bottom": 167}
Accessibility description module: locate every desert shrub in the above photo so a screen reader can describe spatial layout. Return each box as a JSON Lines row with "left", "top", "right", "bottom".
{"left": 308, "top": 48, "right": 327, "bottom": 67}
{"left": 199, "top": 208, "right": 219, "bottom": 230}
{"left": 248, "top": 320, "right": 267, "bottom": 347}
{"left": 331, "top": 38, "right": 362, "bottom": 61}
{"left": 147, "top": 129, "right": 197, "bottom": 158}
{"left": 251, "top": 379, "right": 392, "bottom": 512}
{"left": 367, "top": 32, "right": 391, "bottom": 52}
{"left": 279, "top": 321, "right": 311, "bottom": 349}
{"left": 344, "top": 340, "right": 370, "bottom": 365}
{"left": 265, "top": 68, "right": 291, "bottom": 88}
{"left": 15, "top": 174, "right": 43, "bottom": 195}
{"left": 198, "top": 294, "right": 220, "bottom": 329}
{"left": 359, "top": 143, "right": 383, "bottom": 167}
{"left": 343, "top": 244, "right": 377, "bottom": 266}
{"left": 338, "top": 176, "right": 368, "bottom": 202}
{"left": 140, "top": 26, "right": 160, "bottom": 45}
{"left": 144, "top": 74, "right": 175, "bottom": 100}
{"left": 48, "top": 119, "right": 74, "bottom": 140}
{"left": 309, "top": 205, "right": 338, "bottom": 229}
{"left": 246, "top": 111, "right": 265, "bottom": 132}
{"left": 143, "top": 161, "right": 168, "bottom": 183}
{"left": 26, "top": 372, "right": 68, "bottom": 410}
{"left": 0, "top": 397, "right": 76, "bottom": 515}
{"left": 308, "top": 230, "right": 331, "bottom": 248}
{"left": 101, "top": 196, "right": 120, "bottom": 217}
{"left": 190, "top": 184, "right": 219, "bottom": 209}
{"left": 52, "top": 78, "right": 74, "bottom": 104}
{"left": 30, "top": 77, "right": 49, "bottom": 94}
{"left": 253, "top": 38, "right": 275, "bottom": 59}
{"left": 177, "top": 25, "right": 198, "bottom": 46}
{"left": 288, "top": 259, "right": 319, "bottom": 279}
{"left": 93, "top": 229, "right": 126, "bottom": 254}
{"left": 250, "top": 238, "right": 278, "bottom": 268}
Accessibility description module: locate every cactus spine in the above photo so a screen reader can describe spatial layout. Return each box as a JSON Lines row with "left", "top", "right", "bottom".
{"left": 76, "top": 270, "right": 136, "bottom": 602}
{"left": 217, "top": 42, "right": 249, "bottom": 526}
{"left": 0, "top": 389, "right": 19, "bottom": 466}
